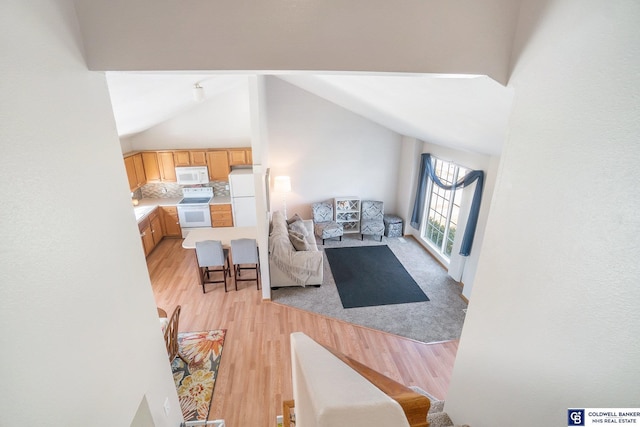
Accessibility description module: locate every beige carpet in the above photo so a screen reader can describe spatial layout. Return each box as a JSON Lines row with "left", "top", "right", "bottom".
{"left": 410, "top": 386, "right": 470, "bottom": 427}
{"left": 271, "top": 234, "right": 467, "bottom": 343}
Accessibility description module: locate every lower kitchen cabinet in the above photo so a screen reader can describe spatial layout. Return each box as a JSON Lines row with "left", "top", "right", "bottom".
{"left": 139, "top": 218, "right": 154, "bottom": 256}
{"left": 210, "top": 204, "right": 233, "bottom": 227}
{"left": 138, "top": 208, "right": 164, "bottom": 256}
{"left": 161, "top": 206, "right": 182, "bottom": 237}
{"left": 150, "top": 210, "right": 164, "bottom": 246}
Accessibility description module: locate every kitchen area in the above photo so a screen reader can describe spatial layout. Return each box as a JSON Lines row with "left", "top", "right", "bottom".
{"left": 126, "top": 148, "right": 257, "bottom": 257}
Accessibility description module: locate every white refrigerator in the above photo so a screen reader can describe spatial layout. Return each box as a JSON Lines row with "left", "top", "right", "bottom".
{"left": 229, "top": 168, "right": 257, "bottom": 227}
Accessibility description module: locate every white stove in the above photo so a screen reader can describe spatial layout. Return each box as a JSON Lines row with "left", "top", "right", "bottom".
{"left": 177, "top": 187, "right": 213, "bottom": 229}
{"left": 179, "top": 187, "right": 213, "bottom": 204}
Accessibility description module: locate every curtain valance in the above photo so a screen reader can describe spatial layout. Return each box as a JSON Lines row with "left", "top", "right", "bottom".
{"left": 410, "top": 153, "right": 484, "bottom": 256}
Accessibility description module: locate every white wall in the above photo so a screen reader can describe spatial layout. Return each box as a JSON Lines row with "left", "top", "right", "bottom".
{"left": 74, "top": 0, "right": 519, "bottom": 84}
{"left": 120, "top": 134, "right": 134, "bottom": 153}
{"left": 128, "top": 82, "right": 251, "bottom": 150}
{"left": 396, "top": 137, "right": 424, "bottom": 224}
{"left": 458, "top": 155, "right": 500, "bottom": 299}
{"left": 265, "top": 77, "right": 403, "bottom": 219}
{"left": 0, "top": 1, "right": 181, "bottom": 426}
{"left": 446, "top": 1, "right": 640, "bottom": 425}
{"left": 248, "top": 75, "right": 273, "bottom": 299}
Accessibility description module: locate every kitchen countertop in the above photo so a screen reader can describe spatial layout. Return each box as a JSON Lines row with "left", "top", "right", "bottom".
{"left": 133, "top": 195, "right": 232, "bottom": 223}
{"left": 182, "top": 226, "right": 258, "bottom": 248}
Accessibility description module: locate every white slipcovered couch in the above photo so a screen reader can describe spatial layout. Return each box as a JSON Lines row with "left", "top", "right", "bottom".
{"left": 290, "top": 332, "right": 410, "bottom": 427}
{"left": 269, "top": 211, "right": 324, "bottom": 288}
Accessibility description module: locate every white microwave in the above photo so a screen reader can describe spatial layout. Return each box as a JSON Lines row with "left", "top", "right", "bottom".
{"left": 175, "top": 166, "right": 209, "bottom": 185}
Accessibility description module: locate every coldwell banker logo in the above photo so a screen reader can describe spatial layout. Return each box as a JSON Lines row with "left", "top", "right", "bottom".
{"left": 569, "top": 409, "right": 585, "bottom": 426}
{"left": 568, "top": 408, "right": 640, "bottom": 425}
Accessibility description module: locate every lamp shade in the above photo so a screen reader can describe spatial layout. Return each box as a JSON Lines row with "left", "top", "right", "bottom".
{"left": 274, "top": 176, "right": 291, "bottom": 193}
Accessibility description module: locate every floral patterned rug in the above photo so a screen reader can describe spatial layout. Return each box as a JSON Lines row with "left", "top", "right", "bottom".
{"left": 172, "top": 329, "right": 226, "bottom": 421}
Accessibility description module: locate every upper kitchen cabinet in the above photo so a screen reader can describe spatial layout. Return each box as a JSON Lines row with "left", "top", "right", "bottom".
{"left": 141, "top": 152, "right": 160, "bottom": 182}
{"left": 124, "top": 147, "right": 250, "bottom": 188}
{"left": 174, "top": 150, "right": 207, "bottom": 166}
{"left": 142, "top": 151, "right": 176, "bottom": 183}
{"left": 173, "top": 151, "right": 190, "bottom": 167}
{"left": 124, "top": 156, "right": 136, "bottom": 190}
{"left": 190, "top": 151, "right": 207, "bottom": 166}
{"left": 124, "top": 153, "right": 146, "bottom": 191}
{"left": 157, "top": 152, "right": 176, "bottom": 182}
{"left": 228, "top": 148, "right": 252, "bottom": 166}
{"left": 206, "top": 150, "right": 230, "bottom": 181}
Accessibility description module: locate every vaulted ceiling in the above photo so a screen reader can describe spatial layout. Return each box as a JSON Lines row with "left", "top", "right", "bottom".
{"left": 107, "top": 72, "right": 513, "bottom": 156}
{"left": 83, "top": 0, "right": 520, "bottom": 157}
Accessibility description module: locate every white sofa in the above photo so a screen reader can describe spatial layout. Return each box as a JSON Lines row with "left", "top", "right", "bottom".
{"left": 269, "top": 211, "right": 324, "bottom": 288}
{"left": 290, "top": 332, "right": 410, "bottom": 427}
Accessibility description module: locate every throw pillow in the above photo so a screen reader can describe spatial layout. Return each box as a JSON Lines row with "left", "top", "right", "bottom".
{"left": 288, "top": 220, "right": 309, "bottom": 237}
{"left": 288, "top": 230, "right": 309, "bottom": 251}
{"left": 286, "top": 213, "right": 303, "bottom": 225}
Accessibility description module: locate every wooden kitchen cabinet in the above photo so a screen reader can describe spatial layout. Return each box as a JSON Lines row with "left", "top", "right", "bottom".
{"left": 124, "top": 153, "right": 146, "bottom": 191}
{"left": 133, "top": 154, "right": 146, "bottom": 188}
{"left": 174, "top": 150, "right": 208, "bottom": 167}
{"left": 138, "top": 208, "right": 164, "bottom": 256}
{"left": 161, "top": 206, "right": 181, "bottom": 237}
{"left": 174, "top": 150, "right": 208, "bottom": 166}
{"left": 138, "top": 218, "right": 154, "bottom": 256}
{"left": 228, "top": 148, "right": 251, "bottom": 166}
{"left": 206, "top": 151, "right": 231, "bottom": 181}
{"left": 190, "top": 151, "right": 207, "bottom": 166}
{"left": 126, "top": 147, "right": 251, "bottom": 190}
{"left": 125, "top": 156, "right": 137, "bottom": 190}
{"left": 210, "top": 204, "right": 233, "bottom": 227}
{"left": 149, "top": 209, "right": 164, "bottom": 246}
{"left": 142, "top": 151, "right": 176, "bottom": 183}
{"left": 173, "top": 151, "right": 191, "bottom": 166}
{"left": 157, "top": 152, "right": 176, "bottom": 182}
{"left": 141, "top": 152, "right": 161, "bottom": 182}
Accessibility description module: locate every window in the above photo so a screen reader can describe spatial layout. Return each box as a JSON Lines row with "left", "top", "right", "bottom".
{"left": 421, "top": 157, "right": 468, "bottom": 260}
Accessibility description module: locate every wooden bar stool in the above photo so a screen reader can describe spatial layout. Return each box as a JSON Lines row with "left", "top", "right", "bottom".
{"left": 195, "top": 240, "right": 231, "bottom": 293}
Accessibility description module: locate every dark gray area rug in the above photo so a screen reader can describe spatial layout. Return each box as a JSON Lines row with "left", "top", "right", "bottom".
{"left": 325, "top": 245, "right": 429, "bottom": 308}
{"left": 271, "top": 235, "right": 468, "bottom": 343}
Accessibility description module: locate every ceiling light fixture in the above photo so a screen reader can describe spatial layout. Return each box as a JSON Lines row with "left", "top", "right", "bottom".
{"left": 193, "top": 83, "right": 205, "bottom": 102}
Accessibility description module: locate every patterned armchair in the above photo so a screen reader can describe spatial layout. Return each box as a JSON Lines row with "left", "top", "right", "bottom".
{"left": 361, "top": 200, "right": 385, "bottom": 241}
{"left": 312, "top": 201, "right": 343, "bottom": 245}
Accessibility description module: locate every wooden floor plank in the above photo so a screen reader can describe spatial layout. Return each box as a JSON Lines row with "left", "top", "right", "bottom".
{"left": 147, "top": 238, "right": 458, "bottom": 427}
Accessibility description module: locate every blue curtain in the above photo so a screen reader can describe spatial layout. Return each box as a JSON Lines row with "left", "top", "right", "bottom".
{"left": 410, "top": 153, "right": 484, "bottom": 256}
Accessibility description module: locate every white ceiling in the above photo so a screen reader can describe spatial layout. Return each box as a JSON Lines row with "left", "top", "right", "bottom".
{"left": 107, "top": 72, "right": 513, "bottom": 156}
{"left": 106, "top": 73, "right": 251, "bottom": 137}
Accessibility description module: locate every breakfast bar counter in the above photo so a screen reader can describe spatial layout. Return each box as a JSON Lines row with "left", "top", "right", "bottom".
{"left": 182, "top": 226, "right": 258, "bottom": 249}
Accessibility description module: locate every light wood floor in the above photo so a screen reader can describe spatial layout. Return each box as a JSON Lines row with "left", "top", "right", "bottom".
{"left": 147, "top": 238, "right": 458, "bottom": 427}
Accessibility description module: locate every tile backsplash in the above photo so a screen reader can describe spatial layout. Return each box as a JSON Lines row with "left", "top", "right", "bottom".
{"left": 139, "top": 181, "right": 230, "bottom": 199}
{"left": 141, "top": 182, "right": 182, "bottom": 198}
{"left": 210, "top": 181, "right": 231, "bottom": 196}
